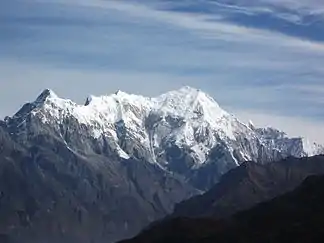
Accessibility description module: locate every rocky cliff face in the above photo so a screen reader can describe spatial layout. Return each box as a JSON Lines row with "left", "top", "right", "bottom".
{"left": 0, "top": 127, "right": 196, "bottom": 243}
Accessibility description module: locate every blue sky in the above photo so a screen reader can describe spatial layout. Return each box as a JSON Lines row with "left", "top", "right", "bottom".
{"left": 1, "top": 0, "right": 324, "bottom": 142}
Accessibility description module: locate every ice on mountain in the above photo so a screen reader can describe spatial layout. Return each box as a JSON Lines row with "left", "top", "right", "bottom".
{"left": 9, "top": 86, "right": 324, "bottom": 166}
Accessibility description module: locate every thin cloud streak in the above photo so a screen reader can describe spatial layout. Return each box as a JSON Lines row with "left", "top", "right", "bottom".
{"left": 39, "top": 0, "right": 324, "bottom": 51}
{"left": 1, "top": 0, "right": 324, "bottom": 142}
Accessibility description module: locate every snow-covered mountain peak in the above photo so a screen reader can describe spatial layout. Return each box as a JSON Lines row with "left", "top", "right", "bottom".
{"left": 70, "top": 86, "right": 228, "bottom": 128}
{"left": 32, "top": 88, "right": 78, "bottom": 110}
{"left": 7, "top": 86, "right": 324, "bottom": 169}
{"left": 86, "top": 90, "right": 152, "bottom": 107}
{"left": 30, "top": 86, "right": 228, "bottom": 125}
{"left": 31, "top": 89, "right": 78, "bottom": 118}
{"left": 84, "top": 91, "right": 152, "bottom": 121}
{"left": 35, "top": 89, "right": 59, "bottom": 104}
{"left": 154, "top": 86, "right": 228, "bottom": 122}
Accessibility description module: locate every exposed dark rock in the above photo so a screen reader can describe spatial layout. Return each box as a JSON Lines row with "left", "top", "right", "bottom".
{"left": 173, "top": 155, "right": 324, "bottom": 219}
{"left": 0, "top": 128, "right": 196, "bottom": 243}
{"left": 121, "top": 173, "right": 324, "bottom": 243}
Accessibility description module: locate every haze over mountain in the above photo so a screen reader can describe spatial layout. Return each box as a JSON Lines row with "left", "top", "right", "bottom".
{"left": 0, "top": 87, "right": 323, "bottom": 242}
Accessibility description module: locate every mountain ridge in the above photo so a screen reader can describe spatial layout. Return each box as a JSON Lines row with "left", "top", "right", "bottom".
{"left": 3, "top": 86, "right": 323, "bottom": 190}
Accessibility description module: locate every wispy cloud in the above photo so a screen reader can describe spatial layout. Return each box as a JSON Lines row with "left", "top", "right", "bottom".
{"left": 257, "top": 0, "right": 324, "bottom": 12}
{"left": 35, "top": 0, "right": 324, "bottom": 49}
{"left": 0, "top": 0, "right": 324, "bottom": 142}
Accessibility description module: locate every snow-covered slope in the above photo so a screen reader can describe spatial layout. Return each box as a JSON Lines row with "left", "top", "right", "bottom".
{"left": 4, "top": 86, "right": 324, "bottom": 189}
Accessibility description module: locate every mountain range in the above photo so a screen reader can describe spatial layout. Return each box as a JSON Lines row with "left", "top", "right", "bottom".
{"left": 0, "top": 86, "right": 323, "bottom": 242}
{"left": 4, "top": 86, "right": 323, "bottom": 190}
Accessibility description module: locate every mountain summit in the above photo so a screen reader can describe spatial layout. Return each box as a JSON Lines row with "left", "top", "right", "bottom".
{"left": 4, "top": 86, "right": 323, "bottom": 190}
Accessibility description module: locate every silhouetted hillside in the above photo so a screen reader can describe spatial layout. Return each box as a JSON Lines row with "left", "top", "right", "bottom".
{"left": 122, "top": 159, "right": 324, "bottom": 243}
{"left": 173, "top": 155, "right": 324, "bottom": 219}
